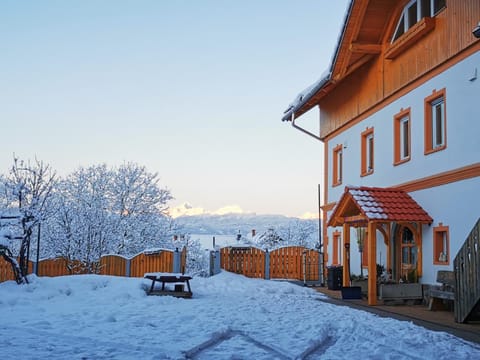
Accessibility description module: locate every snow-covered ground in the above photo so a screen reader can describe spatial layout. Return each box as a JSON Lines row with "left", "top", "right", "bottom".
{"left": 1, "top": 272, "right": 479, "bottom": 359}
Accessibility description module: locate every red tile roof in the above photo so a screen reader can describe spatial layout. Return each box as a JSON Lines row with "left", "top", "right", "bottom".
{"left": 328, "top": 186, "right": 433, "bottom": 227}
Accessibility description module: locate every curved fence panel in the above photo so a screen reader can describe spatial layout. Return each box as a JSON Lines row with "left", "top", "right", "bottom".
{"left": 130, "top": 250, "right": 174, "bottom": 277}
{"left": 100, "top": 255, "right": 128, "bottom": 276}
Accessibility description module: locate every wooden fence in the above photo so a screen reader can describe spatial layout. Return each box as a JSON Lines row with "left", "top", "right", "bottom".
{"left": 220, "top": 246, "right": 265, "bottom": 278}
{"left": 270, "top": 247, "right": 320, "bottom": 281}
{"left": 220, "top": 246, "right": 321, "bottom": 282}
{"left": 0, "top": 248, "right": 186, "bottom": 283}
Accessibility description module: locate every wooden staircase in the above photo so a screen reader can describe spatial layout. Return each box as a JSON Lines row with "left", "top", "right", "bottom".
{"left": 454, "top": 218, "right": 480, "bottom": 323}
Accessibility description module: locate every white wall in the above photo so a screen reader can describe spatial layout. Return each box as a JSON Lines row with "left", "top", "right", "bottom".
{"left": 324, "top": 52, "right": 480, "bottom": 284}
{"left": 327, "top": 52, "right": 480, "bottom": 201}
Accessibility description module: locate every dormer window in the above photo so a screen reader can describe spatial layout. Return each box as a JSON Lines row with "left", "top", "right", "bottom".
{"left": 392, "top": 0, "right": 446, "bottom": 42}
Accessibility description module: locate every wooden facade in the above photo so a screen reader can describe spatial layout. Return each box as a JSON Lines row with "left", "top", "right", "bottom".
{"left": 315, "top": 0, "right": 480, "bottom": 140}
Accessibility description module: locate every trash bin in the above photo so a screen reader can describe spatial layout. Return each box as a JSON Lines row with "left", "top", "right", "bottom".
{"left": 327, "top": 266, "right": 343, "bottom": 290}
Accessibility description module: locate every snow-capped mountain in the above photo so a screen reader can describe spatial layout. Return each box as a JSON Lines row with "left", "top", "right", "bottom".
{"left": 174, "top": 213, "right": 317, "bottom": 236}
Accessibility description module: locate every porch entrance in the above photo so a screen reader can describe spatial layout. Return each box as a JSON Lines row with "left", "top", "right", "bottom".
{"left": 327, "top": 186, "right": 432, "bottom": 305}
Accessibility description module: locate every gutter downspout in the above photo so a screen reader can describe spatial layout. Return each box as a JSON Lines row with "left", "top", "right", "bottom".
{"left": 290, "top": 111, "right": 326, "bottom": 286}
{"left": 291, "top": 112, "right": 322, "bottom": 142}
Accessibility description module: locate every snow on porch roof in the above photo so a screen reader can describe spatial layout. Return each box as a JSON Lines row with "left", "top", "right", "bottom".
{"left": 327, "top": 186, "right": 433, "bottom": 227}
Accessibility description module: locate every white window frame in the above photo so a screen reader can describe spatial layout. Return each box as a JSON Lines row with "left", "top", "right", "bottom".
{"left": 392, "top": 0, "right": 446, "bottom": 42}
{"left": 366, "top": 133, "right": 374, "bottom": 172}
{"left": 335, "top": 148, "right": 342, "bottom": 184}
{"left": 431, "top": 97, "right": 445, "bottom": 149}
{"left": 399, "top": 115, "right": 410, "bottom": 160}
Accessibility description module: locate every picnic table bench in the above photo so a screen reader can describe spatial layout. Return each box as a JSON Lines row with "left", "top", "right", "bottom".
{"left": 144, "top": 272, "right": 193, "bottom": 298}
{"left": 428, "top": 270, "right": 455, "bottom": 311}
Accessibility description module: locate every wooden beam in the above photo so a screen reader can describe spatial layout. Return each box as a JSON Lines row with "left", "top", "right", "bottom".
{"left": 344, "top": 214, "right": 368, "bottom": 224}
{"left": 342, "top": 223, "right": 351, "bottom": 287}
{"left": 367, "top": 221, "right": 377, "bottom": 305}
{"left": 343, "top": 54, "right": 375, "bottom": 78}
{"left": 349, "top": 43, "right": 382, "bottom": 54}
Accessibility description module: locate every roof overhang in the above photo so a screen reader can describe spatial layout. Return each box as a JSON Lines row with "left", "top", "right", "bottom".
{"left": 282, "top": 0, "right": 398, "bottom": 123}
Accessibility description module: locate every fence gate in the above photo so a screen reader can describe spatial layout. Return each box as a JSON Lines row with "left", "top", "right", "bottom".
{"left": 302, "top": 249, "right": 321, "bottom": 284}
{"left": 270, "top": 246, "right": 321, "bottom": 282}
{"left": 220, "top": 247, "right": 265, "bottom": 278}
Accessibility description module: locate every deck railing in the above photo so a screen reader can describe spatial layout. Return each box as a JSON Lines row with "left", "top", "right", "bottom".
{"left": 454, "top": 218, "right": 480, "bottom": 323}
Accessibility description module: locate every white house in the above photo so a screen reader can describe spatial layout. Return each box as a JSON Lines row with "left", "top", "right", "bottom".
{"left": 282, "top": 0, "right": 480, "bottom": 309}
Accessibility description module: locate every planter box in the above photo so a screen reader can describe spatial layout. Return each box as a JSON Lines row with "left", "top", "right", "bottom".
{"left": 341, "top": 286, "right": 362, "bottom": 300}
{"left": 379, "top": 283, "right": 423, "bottom": 301}
{"left": 351, "top": 279, "right": 368, "bottom": 296}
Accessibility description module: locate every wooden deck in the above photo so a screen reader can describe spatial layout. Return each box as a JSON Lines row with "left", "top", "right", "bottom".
{"left": 314, "top": 286, "right": 480, "bottom": 345}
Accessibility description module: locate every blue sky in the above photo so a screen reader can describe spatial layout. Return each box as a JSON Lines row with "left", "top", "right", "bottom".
{"left": 0, "top": 0, "right": 349, "bottom": 218}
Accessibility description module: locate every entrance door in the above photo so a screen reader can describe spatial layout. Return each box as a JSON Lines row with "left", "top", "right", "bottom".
{"left": 397, "top": 226, "right": 418, "bottom": 282}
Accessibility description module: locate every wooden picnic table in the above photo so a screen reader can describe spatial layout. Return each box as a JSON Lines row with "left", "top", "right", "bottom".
{"left": 144, "top": 272, "right": 193, "bottom": 298}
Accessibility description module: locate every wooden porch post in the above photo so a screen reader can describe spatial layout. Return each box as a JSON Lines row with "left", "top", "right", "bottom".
{"left": 415, "top": 222, "right": 423, "bottom": 278}
{"left": 367, "top": 221, "right": 377, "bottom": 305}
{"left": 342, "top": 223, "right": 350, "bottom": 287}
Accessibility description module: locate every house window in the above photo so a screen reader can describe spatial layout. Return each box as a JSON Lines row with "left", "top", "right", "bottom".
{"left": 392, "top": 0, "right": 446, "bottom": 42}
{"left": 424, "top": 88, "right": 447, "bottom": 154}
{"left": 394, "top": 108, "right": 411, "bottom": 165}
{"left": 361, "top": 128, "right": 374, "bottom": 176}
{"left": 433, "top": 224, "right": 449, "bottom": 265}
{"left": 332, "top": 231, "right": 341, "bottom": 265}
{"left": 332, "top": 144, "right": 343, "bottom": 187}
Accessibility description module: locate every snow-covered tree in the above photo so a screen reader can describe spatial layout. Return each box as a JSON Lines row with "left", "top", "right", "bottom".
{"left": 279, "top": 219, "right": 317, "bottom": 248}
{"left": 173, "top": 234, "right": 209, "bottom": 276}
{"left": 256, "top": 228, "right": 284, "bottom": 249}
{"left": 41, "top": 163, "right": 174, "bottom": 272}
{"left": 0, "top": 157, "right": 56, "bottom": 282}
{"left": 109, "top": 162, "right": 173, "bottom": 255}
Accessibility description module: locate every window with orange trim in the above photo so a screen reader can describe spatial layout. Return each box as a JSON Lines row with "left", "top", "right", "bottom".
{"left": 332, "top": 231, "right": 341, "bottom": 265}
{"left": 424, "top": 88, "right": 447, "bottom": 154}
{"left": 332, "top": 144, "right": 343, "bottom": 187}
{"left": 394, "top": 108, "right": 411, "bottom": 165}
{"left": 433, "top": 224, "right": 449, "bottom": 265}
{"left": 361, "top": 127, "right": 374, "bottom": 176}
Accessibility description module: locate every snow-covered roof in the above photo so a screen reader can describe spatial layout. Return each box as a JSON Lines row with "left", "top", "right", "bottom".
{"left": 328, "top": 186, "right": 433, "bottom": 227}
{"left": 281, "top": 1, "right": 353, "bottom": 122}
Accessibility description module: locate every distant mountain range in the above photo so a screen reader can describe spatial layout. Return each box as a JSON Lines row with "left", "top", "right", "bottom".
{"left": 174, "top": 213, "right": 317, "bottom": 236}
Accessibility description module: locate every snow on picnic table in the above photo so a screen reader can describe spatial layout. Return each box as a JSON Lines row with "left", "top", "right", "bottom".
{"left": 1, "top": 271, "right": 479, "bottom": 359}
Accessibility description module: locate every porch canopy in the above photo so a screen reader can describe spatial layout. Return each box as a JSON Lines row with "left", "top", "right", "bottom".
{"left": 327, "top": 186, "right": 432, "bottom": 305}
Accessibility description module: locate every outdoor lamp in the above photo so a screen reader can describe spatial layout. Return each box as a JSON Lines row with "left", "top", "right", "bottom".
{"left": 473, "top": 22, "right": 480, "bottom": 38}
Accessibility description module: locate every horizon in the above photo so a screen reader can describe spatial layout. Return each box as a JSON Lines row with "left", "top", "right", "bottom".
{"left": 1, "top": 0, "right": 350, "bottom": 218}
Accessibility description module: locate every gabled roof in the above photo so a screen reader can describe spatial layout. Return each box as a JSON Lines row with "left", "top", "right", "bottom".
{"left": 282, "top": 0, "right": 397, "bottom": 122}
{"left": 327, "top": 186, "right": 433, "bottom": 227}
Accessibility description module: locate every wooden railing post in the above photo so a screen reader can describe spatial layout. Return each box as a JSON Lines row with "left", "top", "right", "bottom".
{"left": 265, "top": 249, "right": 270, "bottom": 280}
{"left": 125, "top": 258, "right": 131, "bottom": 277}
{"left": 173, "top": 248, "right": 181, "bottom": 273}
